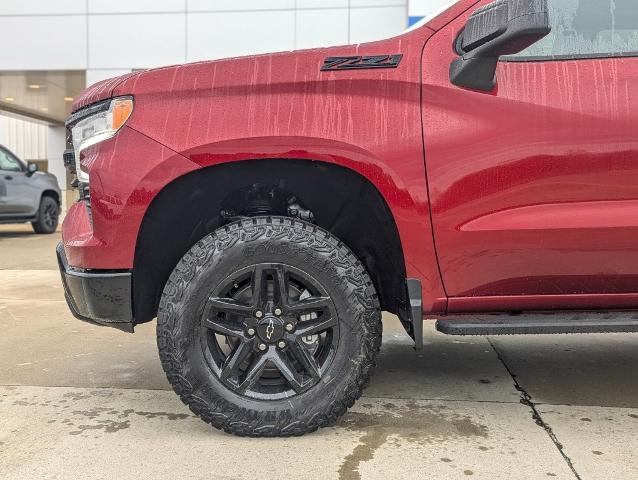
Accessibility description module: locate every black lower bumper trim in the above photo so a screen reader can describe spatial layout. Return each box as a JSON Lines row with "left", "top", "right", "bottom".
{"left": 57, "top": 243, "right": 134, "bottom": 333}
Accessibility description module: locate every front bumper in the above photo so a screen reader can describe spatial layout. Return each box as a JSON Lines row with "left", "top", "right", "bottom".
{"left": 57, "top": 243, "right": 134, "bottom": 333}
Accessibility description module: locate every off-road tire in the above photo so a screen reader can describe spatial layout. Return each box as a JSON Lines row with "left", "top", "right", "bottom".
{"left": 31, "top": 195, "right": 59, "bottom": 234}
{"left": 157, "top": 216, "right": 381, "bottom": 436}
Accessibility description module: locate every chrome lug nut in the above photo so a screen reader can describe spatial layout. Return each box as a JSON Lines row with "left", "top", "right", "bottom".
{"left": 274, "top": 307, "right": 282, "bottom": 316}
{"left": 277, "top": 340, "right": 286, "bottom": 349}
{"left": 258, "top": 343, "right": 267, "bottom": 351}
{"left": 255, "top": 310, "right": 263, "bottom": 319}
{"left": 285, "top": 323, "right": 294, "bottom": 332}
{"left": 247, "top": 327, "right": 256, "bottom": 336}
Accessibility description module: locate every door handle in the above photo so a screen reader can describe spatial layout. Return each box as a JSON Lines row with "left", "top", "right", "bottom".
{"left": 4, "top": 175, "right": 12, "bottom": 180}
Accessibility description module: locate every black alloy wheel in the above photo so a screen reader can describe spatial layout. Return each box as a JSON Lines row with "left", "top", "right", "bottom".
{"left": 201, "top": 263, "right": 339, "bottom": 400}
{"left": 42, "top": 202, "right": 58, "bottom": 230}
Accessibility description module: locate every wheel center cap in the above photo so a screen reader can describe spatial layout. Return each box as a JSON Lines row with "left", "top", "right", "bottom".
{"left": 256, "top": 315, "right": 284, "bottom": 343}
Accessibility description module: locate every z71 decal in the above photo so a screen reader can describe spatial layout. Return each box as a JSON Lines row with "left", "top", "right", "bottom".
{"left": 320, "top": 55, "right": 403, "bottom": 71}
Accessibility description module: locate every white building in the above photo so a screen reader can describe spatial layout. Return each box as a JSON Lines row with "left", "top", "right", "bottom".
{"left": 0, "top": 0, "right": 446, "bottom": 206}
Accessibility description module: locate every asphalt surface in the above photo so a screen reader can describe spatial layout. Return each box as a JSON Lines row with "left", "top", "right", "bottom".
{"left": 1, "top": 223, "right": 638, "bottom": 479}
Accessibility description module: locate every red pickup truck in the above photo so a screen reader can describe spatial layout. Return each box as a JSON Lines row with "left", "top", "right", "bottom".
{"left": 58, "top": 0, "right": 638, "bottom": 436}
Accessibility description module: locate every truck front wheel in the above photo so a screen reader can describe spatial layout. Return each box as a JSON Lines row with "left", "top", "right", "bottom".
{"left": 31, "top": 196, "right": 59, "bottom": 234}
{"left": 157, "top": 216, "right": 381, "bottom": 436}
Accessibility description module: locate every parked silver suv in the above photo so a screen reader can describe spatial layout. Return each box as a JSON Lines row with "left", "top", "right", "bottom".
{"left": 0, "top": 145, "right": 61, "bottom": 234}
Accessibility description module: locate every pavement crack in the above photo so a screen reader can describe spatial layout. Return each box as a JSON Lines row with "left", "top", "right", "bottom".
{"left": 487, "top": 338, "right": 583, "bottom": 480}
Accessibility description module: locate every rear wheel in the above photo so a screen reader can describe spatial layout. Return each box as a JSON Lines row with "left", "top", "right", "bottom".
{"left": 157, "top": 216, "right": 381, "bottom": 436}
{"left": 31, "top": 196, "right": 59, "bottom": 234}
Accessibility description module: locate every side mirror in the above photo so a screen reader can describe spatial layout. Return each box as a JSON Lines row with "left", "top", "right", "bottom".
{"left": 450, "top": 0, "right": 551, "bottom": 91}
{"left": 27, "top": 163, "right": 38, "bottom": 176}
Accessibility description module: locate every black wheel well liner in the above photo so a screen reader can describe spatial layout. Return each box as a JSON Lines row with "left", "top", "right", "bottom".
{"left": 41, "top": 189, "right": 60, "bottom": 205}
{"left": 133, "top": 159, "right": 407, "bottom": 323}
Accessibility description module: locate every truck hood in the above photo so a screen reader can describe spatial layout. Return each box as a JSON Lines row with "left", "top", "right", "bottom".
{"left": 71, "top": 30, "right": 423, "bottom": 114}
{"left": 72, "top": 71, "right": 140, "bottom": 112}
{"left": 70, "top": 0, "right": 474, "bottom": 115}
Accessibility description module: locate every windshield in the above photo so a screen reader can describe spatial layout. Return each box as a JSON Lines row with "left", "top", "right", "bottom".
{"left": 405, "top": 0, "right": 462, "bottom": 32}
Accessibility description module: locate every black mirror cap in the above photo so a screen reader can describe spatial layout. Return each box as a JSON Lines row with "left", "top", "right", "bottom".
{"left": 462, "top": 0, "right": 550, "bottom": 57}
{"left": 27, "top": 163, "right": 38, "bottom": 175}
{"left": 450, "top": 0, "right": 551, "bottom": 91}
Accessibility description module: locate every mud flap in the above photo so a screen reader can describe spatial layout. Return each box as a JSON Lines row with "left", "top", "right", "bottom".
{"left": 407, "top": 279, "right": 423, "bottom": 351}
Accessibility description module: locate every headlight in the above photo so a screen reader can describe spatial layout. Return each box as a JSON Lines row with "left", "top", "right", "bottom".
{"left": 69, "top": 96, "right": 134, "bottom": 182}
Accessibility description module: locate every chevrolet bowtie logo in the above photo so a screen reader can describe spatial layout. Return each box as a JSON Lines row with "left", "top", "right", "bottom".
{"left": 265, "top": 319, "right": 275, "bottom": 340}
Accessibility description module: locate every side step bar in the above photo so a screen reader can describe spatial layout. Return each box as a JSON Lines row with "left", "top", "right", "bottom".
{"left": 436, "top": 312, "right": 638, "bottom": 336}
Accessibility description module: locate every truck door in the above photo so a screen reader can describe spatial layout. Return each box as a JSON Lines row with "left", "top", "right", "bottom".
{"left": 0, "top": 148, "right": 34, "bottom": 216}
{"left": 422, "top": 0, "right": 638, "bottom": 309}
{"left": 0, "top": 173, "right": 7, "bottom": 214}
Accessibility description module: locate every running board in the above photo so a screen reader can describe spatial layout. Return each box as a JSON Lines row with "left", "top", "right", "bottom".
{"left": 436, "top": 312, "right": 638, "bottom": 336}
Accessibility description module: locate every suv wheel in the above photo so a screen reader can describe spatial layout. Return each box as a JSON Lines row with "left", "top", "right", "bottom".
{"left": 157, "top": 216, "right": 381, "bottom": 436}
{"left": 32, "top": 196, "right": 59, "bottom": 234}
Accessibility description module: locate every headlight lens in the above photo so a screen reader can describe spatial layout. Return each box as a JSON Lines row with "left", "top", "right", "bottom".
{"left": 71, "top": 96, "right": 133, "bottom": 182}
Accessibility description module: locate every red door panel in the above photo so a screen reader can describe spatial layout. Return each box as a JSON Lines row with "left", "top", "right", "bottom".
{"left": 422, "top": 2, "right": 638, "bottom": 305}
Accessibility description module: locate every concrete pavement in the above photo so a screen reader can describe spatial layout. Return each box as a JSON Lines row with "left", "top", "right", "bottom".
{"left": 1, "top": 223, "right": 637, "bottom": 479}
